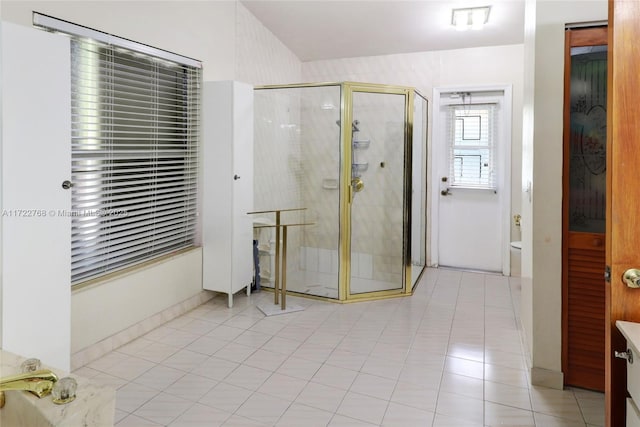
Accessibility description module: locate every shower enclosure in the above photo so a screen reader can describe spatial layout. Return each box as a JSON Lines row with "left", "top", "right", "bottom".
{"left": 253, "top": 82, "right": 427, "bottom": 302}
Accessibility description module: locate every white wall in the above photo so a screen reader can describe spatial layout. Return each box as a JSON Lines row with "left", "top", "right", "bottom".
{"left": 0, "top": 1, "right": 302, "bottom": 361}
{"left": 522, "top": 0, "right": 607, "bottom": 388}
{"left": 1, "top": 1, "right": 237, "bottom": 81}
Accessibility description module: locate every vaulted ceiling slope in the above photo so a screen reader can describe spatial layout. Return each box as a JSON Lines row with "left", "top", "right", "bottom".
{"left": 241, "top": 0, "right": 526, "bottom": 61}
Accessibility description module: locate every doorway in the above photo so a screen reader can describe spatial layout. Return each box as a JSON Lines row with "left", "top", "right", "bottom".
{"left": 562, "top": 26, "right": 607, "bottom": 392}
{"left": 431, "top": 87, "right": 512, "bottom": 274}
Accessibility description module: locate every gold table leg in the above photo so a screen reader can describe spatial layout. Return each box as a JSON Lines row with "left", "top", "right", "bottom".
{"left": 281, "top": 225, "right": 287, "bottom": 310}
{"left": 274, "top": 211, "right": 280, "bottom": 305}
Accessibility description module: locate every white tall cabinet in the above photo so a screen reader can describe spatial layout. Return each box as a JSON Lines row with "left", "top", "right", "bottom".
{"left": 1, "top": 22, "right": 72, "bottom": 371}
{"left": 202, "top": 81, "right": 254, "bottom": 307}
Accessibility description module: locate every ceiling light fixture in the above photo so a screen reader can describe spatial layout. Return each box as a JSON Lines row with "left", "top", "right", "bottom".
{"left": 451, "top": 6, "right": 491, "bottom": 31}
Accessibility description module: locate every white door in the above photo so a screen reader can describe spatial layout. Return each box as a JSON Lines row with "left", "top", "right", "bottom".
{"left": 432, "top": 88, "right": 511, "bottom": 274}
{"left": 1, "top": 22, "right": 72, "bottom": 370}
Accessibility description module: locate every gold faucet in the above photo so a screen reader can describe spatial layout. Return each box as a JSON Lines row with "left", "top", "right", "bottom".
{"left": 0, "top": 370, "right": 58, "bottom": 408}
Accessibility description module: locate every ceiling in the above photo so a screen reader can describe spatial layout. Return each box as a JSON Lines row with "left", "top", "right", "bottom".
{"left": 240, "top": 0, "right": 526, "bottom": 62}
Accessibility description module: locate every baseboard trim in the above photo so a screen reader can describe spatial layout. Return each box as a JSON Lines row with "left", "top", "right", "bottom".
{"left": 71, "top": 290, "right": 214, "bottom": 371}
{"left": 531, "top": 367, "right": 564, "bottom": 390}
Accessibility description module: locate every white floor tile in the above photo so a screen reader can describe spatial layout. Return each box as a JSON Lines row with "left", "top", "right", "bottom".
{"left": 277, "top": 356, "right": 322, "bottom": 380}
{"left": 530, "top": 386, "right": 585, "bottom": 421}
{"left": 116, "top": 413, "right": 164, "bottom": 426}
{"left": 104, "top": 355, "right": 157, "bottom": 381}
{"left": 133, "top": 364, "right": 185, "bottom": 391}
{"left": 133, "top": 392, "right": 192, "bottom": 425}
{"left": 116, "top": 382, "right": 159, "bottom": 413}
{"left": 349, "top": 372, "right": 397, "bottom": 400}
{"left": 186, "top": 336, "right": 228, "bottom": 356}
{"left": 391, "top": 380, "right": 439, "bottom": 412}
{"left": 311, "top": 364, "right": 359, "bottom": 390}
{"left": 235, "top": 391, "right": 291, "bottom": 425}
{"left": 276, "top": 402, "right": 334, "bottom": 427}
{"left": 398, "top": 363, "right": 443, "bottom": 389}
{"left": 484, "top": 401, "right": 535, "bottom": 426}
{"left": 444, "top": 356, "right": 484, "bottom": 380}
{"left": 439, "top": 372, "right": 484, "bottom": 400}
{"left": 485, "top": 362, "right": 529, "bottom": 388}
{"left": 292, "top": 341, "right": 335, "bottom": 363}
{"left": 485, "top": 380, "right": 532, "bottom": 410}
{"left": 336, "top": 391, "right": 389, "bottom": 425}
{"left": 177, "top": 318, "right": 218, "bottom": 335}
{"left": 435, "top": 391, "right": 484, "bottom": 425}
{"left": 328, "top": 414, "right": 379, "bottom": 426}
{"left": 190, "top": 356, "right": 239, "bottom": 381}
{"left": 244, "top": 348, "right": 289, "bottom": 372}
{"left": 261, "top": 336, "right": 302, "bottom": 356}
{"left": 168, "top": 403, "right": 232, "bottom": 427}
{"left": 93, "top": 268, "right": 604, "bottom": 427}
{"left": 164, "top": 373, "right": 218, "bottom": 402}
{"left": 213, "top": 342, "right": 257, "bottom": 363}
{"left": 198, "top": 382, "right": 253, "bottom": 413}
{"left": 296, "top": 381, "right": 348, "bottom": 413}
{"left": 162, "top": 349, "right": 209, "bottom": 372}
{"left": 223, "top": 364, "right": 272, "bottom": 391}
{"left": 382, "top": 401, "right": 435, "bottom": 427}
{"left": 206, "top": 325, "right": 246, "bottom": 341}
{"left": 257, "top": 372, "right": 308, "bottom": 401}
{"left": 361, "top": 356, "right": 403, "bottom": 380}
{"left": 533, "top": 412, "right": 588, "bottom": 427}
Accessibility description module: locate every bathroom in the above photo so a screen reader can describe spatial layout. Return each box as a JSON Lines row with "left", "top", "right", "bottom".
{"left": 0, "top": 0, "right": 611, "bottom": 424}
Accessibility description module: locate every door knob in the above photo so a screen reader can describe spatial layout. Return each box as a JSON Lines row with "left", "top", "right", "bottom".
{"left": 351, "top": 177, "right": 364, "bottom": 193}
{"left": 623, "top": 269, "right": 640, "bottom": 288}
{"left": 61, "top": 180, "right": 74, "bottom": 190}
{"left": 234, "top": 174, "right": 241, "bottom": 180}
{"left": 441, "top": 189, "right": 452, "bottom": 196}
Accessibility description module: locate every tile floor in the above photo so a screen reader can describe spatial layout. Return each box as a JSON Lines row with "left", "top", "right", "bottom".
{"left": 75, "top": 268, "right": 605, "bottom": 426}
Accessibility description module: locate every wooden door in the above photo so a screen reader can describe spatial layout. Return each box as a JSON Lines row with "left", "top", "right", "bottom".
{"left": 606, "top": 1, "right": 640, "bottom": 425}
{"left": 562, "top": 26, "right": 608, "bottom": 392}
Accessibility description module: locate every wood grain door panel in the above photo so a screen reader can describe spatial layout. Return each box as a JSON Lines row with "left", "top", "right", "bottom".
{"left": 563, "top": 27, "right": 608, "bottom": 393}
{"left": 607, "top": 1, "right": 640, "bottom": 425}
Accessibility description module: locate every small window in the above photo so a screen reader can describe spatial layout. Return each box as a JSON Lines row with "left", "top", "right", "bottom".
{"left": 447, "top": 104, "right": 497, "bottom": 189}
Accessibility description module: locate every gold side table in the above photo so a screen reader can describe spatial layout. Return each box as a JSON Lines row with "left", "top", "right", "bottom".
{"left": 248, "top": 208, "right": 312, "bottom": 313}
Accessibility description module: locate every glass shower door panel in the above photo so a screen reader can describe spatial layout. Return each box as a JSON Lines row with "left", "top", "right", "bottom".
{"left": 411, "top": 94, "right": 428, "bottom": 288}
{"left": 253, "top": 85, "right": 341, "bottom": 299}
{"left": 349, "top": 91, "right": 406, "bottom": 295}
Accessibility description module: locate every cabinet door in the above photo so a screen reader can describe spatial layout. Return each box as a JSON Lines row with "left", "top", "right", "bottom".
{"left": 1, "top": 22, "right": 72, "bottom": 370}
{"left": 231, "top": 82, "right": 254, "bottom": 294}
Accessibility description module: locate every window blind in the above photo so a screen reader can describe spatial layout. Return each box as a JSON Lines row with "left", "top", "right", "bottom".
{"left": 446, "top": 103, "right": 497, "bottom": 190}
{"left": 34, "top": 14, "right": 202, "bottom": 284}
{"left": 69, "top": 39, "right": 201, "bottom": 284}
